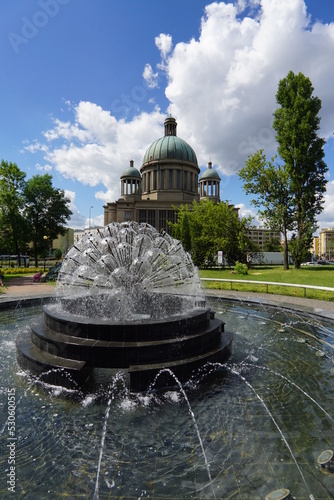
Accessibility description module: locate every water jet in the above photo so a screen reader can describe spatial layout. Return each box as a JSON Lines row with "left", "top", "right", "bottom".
{"left": 16, "top": 222, "right": 233, "bottom": 391}
{"left": 1, "top": 290, "right": 334, "bottom": 497}
{"left": 1, "top": 223, "right": 334, "bottom": 498}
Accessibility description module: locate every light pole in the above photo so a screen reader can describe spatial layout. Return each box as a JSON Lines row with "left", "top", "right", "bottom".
{"left": 89, "top": 206, "right": 93, "bottom": 229}
{"left": 43, "top": 235, "right": 48, "bottom": 271}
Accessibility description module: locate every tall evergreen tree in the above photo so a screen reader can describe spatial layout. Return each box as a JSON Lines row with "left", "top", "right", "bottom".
{"left": 273, "top": 71, "right": 328, "bottom": 268}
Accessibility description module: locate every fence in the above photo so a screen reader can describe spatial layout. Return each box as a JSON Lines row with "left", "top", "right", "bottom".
{"left": 200, "top": 278, "right": 334, "bottom": 298}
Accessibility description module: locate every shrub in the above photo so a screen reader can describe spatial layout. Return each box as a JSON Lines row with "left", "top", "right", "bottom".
{"left": 1, "top": 267, "right": 45, "bottom": 275}
{"left": 234, "top": 261, "right": 248, "bottom": 275}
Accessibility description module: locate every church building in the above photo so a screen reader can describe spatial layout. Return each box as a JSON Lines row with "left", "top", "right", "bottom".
{"left": 103, "top": 116, "right": 222, "bottom": 232}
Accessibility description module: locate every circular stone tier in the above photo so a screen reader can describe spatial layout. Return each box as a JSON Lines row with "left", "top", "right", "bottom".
{"left": 16, "top": 223, "right": 233, "bottom": 391}
{"left": 16, "top": 293, "right": 233, "bottom": 391}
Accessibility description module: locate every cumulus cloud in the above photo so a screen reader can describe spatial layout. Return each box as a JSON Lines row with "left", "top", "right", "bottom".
{"left": 143, "top": 63, "right": 159, "bottom": 89}
{"left": 164, "top": 0, "right": 334, "bottom": 174}
{"left": 155, "top": 33, "right": 173, "bottom": 60}
{"left": 37, "top": 101, "right": 165, "bottom": 204}
{"left": 35, "top": 163, "right": 52, "bottom": 172}
{"left": 27, "top": 0, "right": 334, "bottom": 231}
{"left": 64, "top": 190, "right": 86, "bottom": 229}
{"left": 318, "top": 180, "right": 334, "bottom": 229}
{"left": 235, "top": 203, "right": 262, "bottom": 225}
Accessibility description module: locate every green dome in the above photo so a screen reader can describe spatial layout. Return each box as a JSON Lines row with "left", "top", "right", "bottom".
{"left": 121, "top": 162, "right": 141, "bottom": 179}
{"left": 200, "top": 163, "right": 221, "bottom": 181}
{"left": 143, "top": 136, "right": 198, "bottom": 166}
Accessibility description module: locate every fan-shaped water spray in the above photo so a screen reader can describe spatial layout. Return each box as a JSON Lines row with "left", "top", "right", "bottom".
{"left": 16, "top": 222, "right": 233, "bottom": 391}
{"left": 57, "top": 222, "right": 202, "bottom": 307}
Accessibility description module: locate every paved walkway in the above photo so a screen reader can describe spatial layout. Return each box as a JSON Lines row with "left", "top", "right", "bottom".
{"left": 0, "top": 276, "right": 55, "bottom": 305}
{"left": 1, "top": 276, "right": 334, "bottom": 320}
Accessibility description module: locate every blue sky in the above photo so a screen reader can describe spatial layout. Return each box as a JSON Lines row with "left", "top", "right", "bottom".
{"left": 1, "top": 0, "right": 334, "bottom": 232}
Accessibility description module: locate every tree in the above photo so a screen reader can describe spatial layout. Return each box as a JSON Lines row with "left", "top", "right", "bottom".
{"left": 238, "top": 150, "right": 293, "bottom": 270}
{"left": 172, "top": 200, "right": 254, "bottom": 267}
{"left": 180, "top": 213, "right": 191, "bottom": 252}
{"left": 0, "top": 160, "right": 30, "bottom": 264}
{"left": 263, "top": 237, "right": 281, "bottom": 252}
{"left": 23, "top": 174, "right": 72, "bottom": 266}
{"left": 273, "top": 71, "right": 328, "bottom": 268}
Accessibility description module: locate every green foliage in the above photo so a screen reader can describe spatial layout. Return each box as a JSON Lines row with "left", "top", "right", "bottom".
{"left": 263, "top": 237, "right": 282, "bottom": 252}
{"left": 172, "top": 200, "right": 254, "bottom": 267}
{"left": 0, "top": 163, "right": 72, "bottom": 267}
{"left": 234, "top": 261, "right": 248, "bottom": 275}
{"left": 199, "top": 266, "right": 334, "bottom": 301}
{"left": 273, "top": 71, "right": 328, "bottom": 268}
{"left": 0, "top": 160, "right": 30, "bottom": 261}
{"left": 44, "top": 261, "right": 62, "bottom": 282}
{"left": 180, "top": 213, "right": 191, "bottom": 252}
{"left": 238, "top": 71, "right": 328, "bottom": 270}
{"left": 238, "top": 150, "right": 292, "bottom": 269}
{"left": 23, "top": 174, "right": 72, "bottom": 266}
{"left": 0, "top": 267, "right": 44, "bottom": 275}
{"left": 53, "top": 248, "right": 63, "bottom": 260}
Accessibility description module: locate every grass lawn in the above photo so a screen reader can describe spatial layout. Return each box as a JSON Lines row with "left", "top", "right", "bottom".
{"left": 199, "top": 265, "right": 334, "bottom": 301}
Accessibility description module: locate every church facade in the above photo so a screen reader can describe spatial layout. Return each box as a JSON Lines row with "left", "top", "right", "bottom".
{"left": 103, "top": 116, "right": 223, "bottom": 232}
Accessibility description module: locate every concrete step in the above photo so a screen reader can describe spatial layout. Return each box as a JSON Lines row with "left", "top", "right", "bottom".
{"left": 30, "top": 318, "right": 225, "bottom": 368}
{"left": 16, "top": 331, "right": 91, "bottom": 388}
{"left": 128, "top": 331, "right": 233, "bottom": 391}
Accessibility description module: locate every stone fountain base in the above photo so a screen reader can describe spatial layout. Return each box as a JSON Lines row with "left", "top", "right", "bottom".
{"left": 16, "top": 293, "right": 233, "bottom": 391}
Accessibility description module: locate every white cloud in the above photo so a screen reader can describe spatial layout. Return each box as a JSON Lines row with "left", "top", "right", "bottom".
{"left": 142, "top": 63, "right": 159, "bottom": 89}
{"left": 36, "top": 163, "right": 52, "bottom": 172}
{"left": 28, "top": 0, "right": 334, "bottom": 230}
{"left": 235, "top": 203, "right": 260, "bottom": 224}
{"left": 41, "top": 102, "right": 165, "bottom": 203}
{"left": 155, "top": 33, "right": 173, "bottom": 60}
{"left": 64, "top": 190, "right": 86, "bottom": 229}
{"left": 23, "top": 141, "right": 49, "bottom": 154}
{"left": 317, "top": 180, "right": 334, "bottom": 231}
{"left": 164, "top": 0, "right": 334, "bottom": 172}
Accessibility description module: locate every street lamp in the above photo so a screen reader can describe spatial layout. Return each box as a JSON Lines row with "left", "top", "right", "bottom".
{"left": 89, "top": 206, "right": 93, "bottom": 229}
{"left": 43, "top": 235, "right": 48, "bottom": 271}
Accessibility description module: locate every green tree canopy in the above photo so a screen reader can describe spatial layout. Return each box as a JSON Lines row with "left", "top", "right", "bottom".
{"left": 0, "top": 160, "right": 30, "bottom": 263}
{"left": 172, "top": 200, "right": 254, "bottom": 267}
{"left": 23, "top": 174, "right": 72, "bottom": 266}
{"left": 238, "top": 71, "right": 328, "bottom": 269}
{"left": 273, "top": 71, "right": 328, "bottom": 268}
{"left": 238, "top": 150, "right": 293, "bottom": 269}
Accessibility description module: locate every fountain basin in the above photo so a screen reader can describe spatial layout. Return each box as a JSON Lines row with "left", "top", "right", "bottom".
{"left": 16, "top": 293, "right": 233, "bottom": 391}
{"left": 2, "top": 297, "right": 334, "bottom": 498}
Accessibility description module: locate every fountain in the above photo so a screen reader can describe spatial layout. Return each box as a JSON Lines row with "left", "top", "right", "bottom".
{"left": 16, "top": 222, "right": 233, "bottom": 391}
{"left": 1, "top": 221, "right": 333, "bottom": 498}
{"left": 1, "top": 292, "right": 334, "bottom": 497}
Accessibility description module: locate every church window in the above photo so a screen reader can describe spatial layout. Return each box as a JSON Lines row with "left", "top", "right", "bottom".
{"left": 176, "top": 170, "right": 181, "bottom": 190}
{"left": 169, "top": 170, "right": 173, "bottom": 189}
